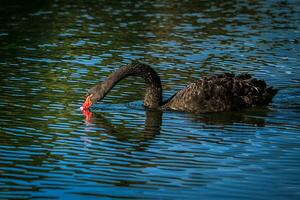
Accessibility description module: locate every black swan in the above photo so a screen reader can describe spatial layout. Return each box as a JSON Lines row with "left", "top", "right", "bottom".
{"left": 80, "top": 61, "right": 277, "bottom": 113}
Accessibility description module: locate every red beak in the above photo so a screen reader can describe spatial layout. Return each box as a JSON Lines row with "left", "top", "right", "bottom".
{"left": 80, "top": 94, "right": 93, "bottom": 110}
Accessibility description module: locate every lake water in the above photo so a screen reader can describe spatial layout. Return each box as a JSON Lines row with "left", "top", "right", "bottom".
{"left": 0, "top": 0, "right": 300, "bottom": 199}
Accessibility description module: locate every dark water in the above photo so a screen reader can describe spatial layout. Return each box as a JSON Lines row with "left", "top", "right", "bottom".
{"left": 1, "top": 0, "right": 300, "bottom": 199}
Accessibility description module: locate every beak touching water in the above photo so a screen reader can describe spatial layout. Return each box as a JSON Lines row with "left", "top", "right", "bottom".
{"left": 80, "top": 94, "right": 93, "bottom": 110}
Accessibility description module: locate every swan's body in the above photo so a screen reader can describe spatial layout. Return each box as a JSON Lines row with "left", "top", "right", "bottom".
{"left": 81, "top": 61, "right": 277, "bottom": 113}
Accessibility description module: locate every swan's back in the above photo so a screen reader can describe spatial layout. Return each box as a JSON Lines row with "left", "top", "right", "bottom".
{"left": 162, "top": 73, "right": 277, "bottom": 113}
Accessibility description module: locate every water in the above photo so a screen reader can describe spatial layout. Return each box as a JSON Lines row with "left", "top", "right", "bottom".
{"left": 0, "top": 0, "right": 300, "bottom": 199}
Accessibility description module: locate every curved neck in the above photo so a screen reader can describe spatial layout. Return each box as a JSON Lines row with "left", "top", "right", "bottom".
{"left": 99, "top": 62, "right": 163, "bottom": 108}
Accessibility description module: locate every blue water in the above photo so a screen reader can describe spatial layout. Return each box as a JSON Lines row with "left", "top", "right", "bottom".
{"left": 0, "top": 0, "right": 300, "bottom": 199}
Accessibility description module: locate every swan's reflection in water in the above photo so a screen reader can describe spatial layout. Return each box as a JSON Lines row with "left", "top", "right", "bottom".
{"left": 81, "top": 105, "right": 269, "bottom": 145}
{"left": 187, "top": 107, "right": 269, "bottom": 127}
{"left": 82, "top": 108, "right": 162, "bottom": 148}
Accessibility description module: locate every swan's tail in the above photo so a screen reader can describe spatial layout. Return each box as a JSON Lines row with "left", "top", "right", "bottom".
{"left": 235, "top": 74, "right": 278, "bottom": 106}
{"left": 261, "top": 86, "right": 278, "bottom": 105}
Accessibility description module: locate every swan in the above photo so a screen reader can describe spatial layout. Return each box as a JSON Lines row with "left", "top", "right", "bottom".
{"left": 80, "top": 61, "right": 277, "bottom": 113}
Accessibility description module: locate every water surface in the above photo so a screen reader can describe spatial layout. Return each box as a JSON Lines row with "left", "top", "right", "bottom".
{"left": 1, "top": 0, "right": 300, "bottom": 199}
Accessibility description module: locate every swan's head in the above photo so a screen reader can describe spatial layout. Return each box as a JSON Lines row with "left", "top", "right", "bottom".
{"left": 80, "top": 84, "right": 106, "bottom": 110}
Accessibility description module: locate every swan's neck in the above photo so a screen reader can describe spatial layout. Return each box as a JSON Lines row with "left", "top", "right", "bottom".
{"left": 99, "top": 62, "right": 163, "bottom": 108}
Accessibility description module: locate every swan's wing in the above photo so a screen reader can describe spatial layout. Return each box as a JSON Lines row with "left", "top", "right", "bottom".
{"left": 163, "top": 78, "right": 229, "bottom": 113}
{"left": 162, "top": 75, "right": 251, "bottom": 113}
{"left": 163, "top": 74, "right": 276, "bottom": 113}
